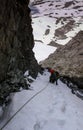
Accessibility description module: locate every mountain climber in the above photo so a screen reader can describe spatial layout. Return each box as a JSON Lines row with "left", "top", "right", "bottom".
{"left": 48, "top": 68, "right": 59, "bottom": 85}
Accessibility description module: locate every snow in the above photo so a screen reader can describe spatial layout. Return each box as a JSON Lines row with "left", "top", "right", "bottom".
{"left": 0, "top": 0, "right": 83, "bottom": 130}
{"left": 30, "top": 0, "right": 83, "bottom": 61}
{"left": 33, "top": 43, "right": 56, "bottom": 63}
{"left": 0, "top": 71, "right": 83, "bottom": 130}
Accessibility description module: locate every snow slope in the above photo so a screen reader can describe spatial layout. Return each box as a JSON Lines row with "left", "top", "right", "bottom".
{"left": 0, "top": 1, "right": 83, "bottom": 130}
{"left": 30, "top": 0, "right": 83, "bottom": 62}
{"left": 0, "top": 71, "right": 83, "bottom": 130}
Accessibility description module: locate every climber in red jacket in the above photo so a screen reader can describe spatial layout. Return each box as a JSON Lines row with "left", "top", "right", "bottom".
{"left": 49, "top": 68, "right": 59, "bottom": 85}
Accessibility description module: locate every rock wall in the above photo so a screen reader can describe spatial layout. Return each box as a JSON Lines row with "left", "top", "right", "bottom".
{"left": 41, "top": 31, "right": 83, "bottom": 88}
{"left": 0, "top": 0, "right": 40, "bottom": 105}
{"left": 0, "top": 0, "right": 40, "bottom": 82}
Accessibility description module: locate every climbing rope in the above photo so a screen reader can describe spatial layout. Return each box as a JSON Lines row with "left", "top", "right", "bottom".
{"left": 0, "top": 82, "right": 49, "bottom": 130}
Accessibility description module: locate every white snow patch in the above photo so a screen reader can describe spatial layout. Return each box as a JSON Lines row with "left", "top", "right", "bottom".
{"left": 33, "top": 42, "right": 56, "bottom": 63}
{"left": 24, "top": 70, "right": 29, "bottom": 76}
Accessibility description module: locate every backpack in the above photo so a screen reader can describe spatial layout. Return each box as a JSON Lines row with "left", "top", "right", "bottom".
{"left": 49, "top": 71, "right": 59, "bottom": 83}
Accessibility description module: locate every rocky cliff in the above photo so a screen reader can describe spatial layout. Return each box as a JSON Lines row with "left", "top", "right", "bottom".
{"left": 41, "top": 31, "right": 83, "bottom": 88}
{"left": 0, "top": 0, "right": 40, "bottom": 105}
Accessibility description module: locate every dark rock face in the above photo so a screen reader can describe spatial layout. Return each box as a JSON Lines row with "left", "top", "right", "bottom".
{"left": 0, "top": 0, "right": 40, "bottom": 105}
{"left": 60, "top": 76, "right": 83, "bottom": 100}
{"left": 61, "top": 76, "right": 83, "bottom": 89}
{"left": 0, "top": 0, "right": 39, "bottom": 81}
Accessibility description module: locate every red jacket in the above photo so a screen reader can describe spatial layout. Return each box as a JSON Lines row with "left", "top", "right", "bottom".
{"left": 49, "top": 69, "right": 55, "bottom": 74}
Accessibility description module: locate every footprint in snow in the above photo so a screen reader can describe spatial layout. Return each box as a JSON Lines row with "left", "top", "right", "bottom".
{"left": 34, "top": 122, "right": 41, "bottom": 130}
{"left": 34, "top": 120, "right": 47, "bottom": 130}
{"left": 61, "top": 102, "right": 67, "bottom": 113}
{"left": 61, "top": 104, "right": 66, "bottom": 113}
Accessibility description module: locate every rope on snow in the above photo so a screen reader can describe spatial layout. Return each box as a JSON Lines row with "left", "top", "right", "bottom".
{"left": 0, "top": 82, "right": 49, "bottom": 130}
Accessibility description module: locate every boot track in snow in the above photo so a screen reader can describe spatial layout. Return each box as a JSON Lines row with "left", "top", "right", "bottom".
{"left": 0, "top": 83, "right": 49, "bottom": 130}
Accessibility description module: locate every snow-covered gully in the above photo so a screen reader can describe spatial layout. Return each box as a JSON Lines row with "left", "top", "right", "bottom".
{"left": 0, "top": 71, "right": 83, "bottom": 130}
{"left": 0, "top": 82, "right": 49, "bottom": 130}
{"left": 0, "top": 0, "right": 83, "bottom": 130}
